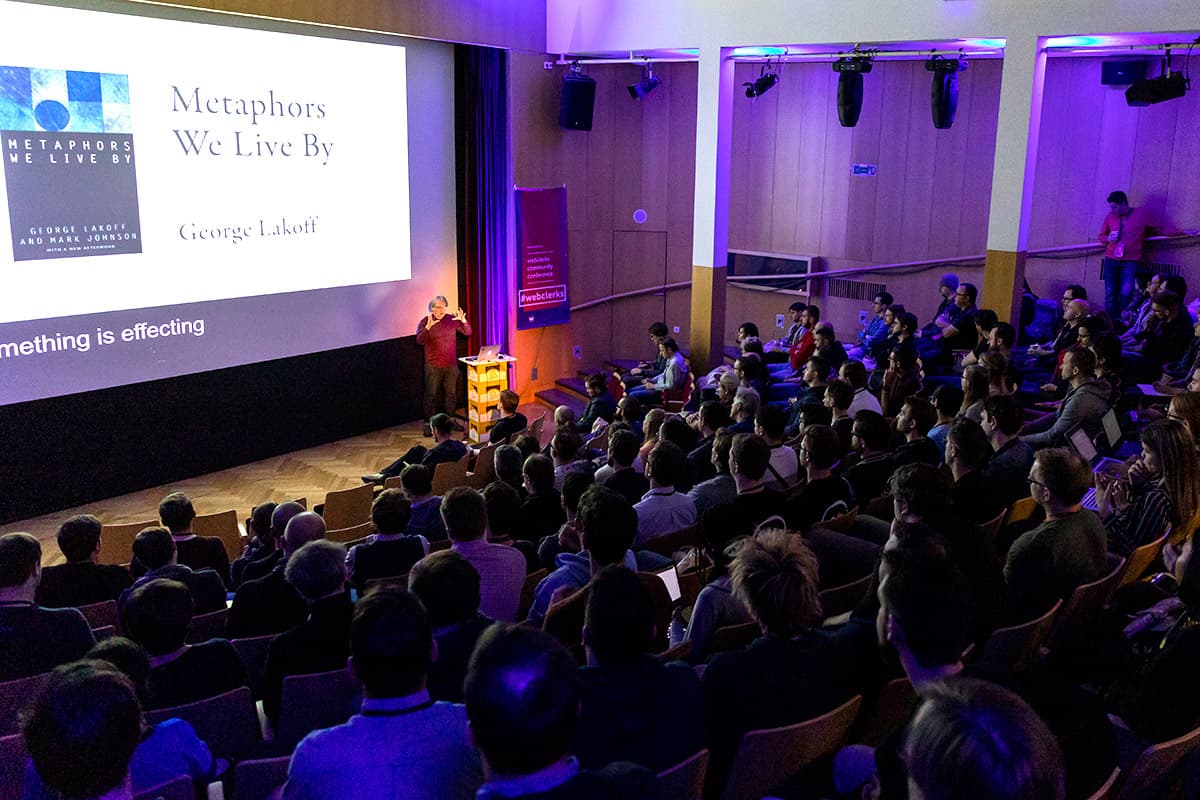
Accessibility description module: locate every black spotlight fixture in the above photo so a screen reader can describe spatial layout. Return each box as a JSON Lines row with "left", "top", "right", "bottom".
{"left": 927, "top": 54, "right": 968, "bottom": 129}
{"left": 832, "top": 55, "right": 873, "bottom": 127}
{"left": 1125, "top": 48, "right": 1190, "bottom": 106}
{"left": 627, "top": 62, "right": 661, "bottom": 100}
{"left": 744, "top": 64, "right": 780, "bottom": 98}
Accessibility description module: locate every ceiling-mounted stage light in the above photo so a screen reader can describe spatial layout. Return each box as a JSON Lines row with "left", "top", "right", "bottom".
{"left": 1125, "top": 47, "right": 1191, "bottom": 106}
{"left": 743, "top": 63, "right": 780, "bottom": 98}
{"left": 832, "top": 55, "right": 873, "bottom": 127}
{"left": 627, "top": 62, "right": 661, "bottom": 100}
{"left": 927, "top": 54, "right": 968, "bottom": 129}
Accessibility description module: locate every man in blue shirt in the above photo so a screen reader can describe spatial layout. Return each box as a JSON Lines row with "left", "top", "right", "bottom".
{"left": 283, "top": 588, "right": 483, "bottom": 800}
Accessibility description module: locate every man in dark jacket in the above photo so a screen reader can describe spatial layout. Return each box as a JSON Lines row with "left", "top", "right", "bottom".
{"left": 119, "top": 526, "right": 226, "bottom": 614}
{"left": 36, "top": 515, "right": 132, "bottom": 608}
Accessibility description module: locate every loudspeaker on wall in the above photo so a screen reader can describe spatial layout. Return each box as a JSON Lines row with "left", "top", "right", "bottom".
{"left": 559, "top": 72, "right": 597, "bottom": 131}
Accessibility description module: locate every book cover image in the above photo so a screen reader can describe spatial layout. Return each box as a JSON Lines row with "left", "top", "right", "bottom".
{"left": 1, "top": 66, "right": 142, "bottom": 261}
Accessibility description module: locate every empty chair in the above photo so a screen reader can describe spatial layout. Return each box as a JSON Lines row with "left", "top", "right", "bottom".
{"left": 1118, "top": 531, "right": 1170, "bottom": 589}
{"left": 132, "top": 774, "right": 194, "bottom": 800}
{"left": 0, "top": 673, "right": 48, "bottom": 736}
{"left": 656, "top": 748, "right": 709, "bottom": 800}
{"left": 0, "top": 734, "right": 26, "bottom": 800}
{"left": 98, "top": 520, "right": 157, "bottom": 566}
{"left": 641, "top": 524, "right": 700, "bottom": 558}
{"left": 77, "top": 599, "right": 120, "bottom": 632}
{"left": 192, "top": 509, "right": 244, "bottom": 562}
{"left": 1116, "top": 723, "right": 1200, "bottom": 799}
{"left": 186, "top": 608, "right": 230, "bottom": 644}
{"left": 1046, "top": 553, "right": 1125, "bottom": 656}
{"left": 978, "top": 599, "right": 1062, "bottom": 674}
{"left": 821, "top": 507, "right": 859, "bottom": 534}
{"left": 852, "top": 678, "right": 917, "bottom": 748}
{"left": 720, "top": 694, "right": 863, "bottom": 800}
{"left": 430, "top": 458, "right": 470, "bottom": 496}
{"left": 274, "top": 668, "right": 361, "bottom": 750}
{"left": 1005, "top": 496, "right": 1038, "bottom": 526}
{"left": 519, "top": 568, "right": 548, "bottom": 620}
{"left": 232, "top": 756, "right": 290, "bottom": 800}
{"left": 231, "top": 635, "right": 276, "bottom": 700}
{"left": 818, "top": 574, "right": 872, "bottom": 619}
{"left": 468, "top": 443, "right": 498, "bottom": 489}
{"left": 528, "top": 413, "right": 547, "bottom": 446}
{"left": 144, "top": 686, "right": 260, "bottom": 764}
{"left": 707, "top": 622, "right": 759, "bottom": 657}
{"left": 320, "top": 484, "right": 374, "bottom": 531}
{"left": 326, "top": 521, "right": 375, "bottom": 545}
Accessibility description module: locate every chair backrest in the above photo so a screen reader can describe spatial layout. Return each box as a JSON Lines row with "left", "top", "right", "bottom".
{"left": 232, "top": 756, "right": 291, "bottom": 800}
{"left": 92, "top": 625, "right": 117, "bottom": 641}
{"left": 193, "top": 509, "right": 244, "bottom": 562}
{"left": 0, "top": 673, "right": 48, "bottom": 736}
{"left": 77, "top": 599, "right": 120, "bottom": 631}
{"left": 275, "top": 667, "right": 361, "bottom": 750}
{"left": 1005, "top": 496, "right": 1038, "bottom": 526}
{"left": 185, "top": 608, "right": 230, "bottom": 644}
{"left": 133, "top": 773, "right": 194, "bottom": 800}
{"left": 469, "top": 443, "right": 498, "bottom": 488}
{"left": 98, "top": 520, "right": 157, "bottom": 565}
{"left": 519, "top": 568, "right": 548, "bottom": 620}
{"left": 720, "top": 694, "right": 863, "bottom": 800}
{"left": 708, "top": 622, "right": 759, "bottom": 656}
{"left": 608, "top": 372, "right": 625, "bottom": 403}
{"left": 529, "top": 413, "right": 548, "bottom": 446}
{"left": 641, "top": 523, "right": 700, "bottom": 557}
{"left": 657, "top": 641, "right": 693, "bottom": 664}
{"left": 1117, "top": 723, "right": 1200, "bottom": 800}
{"left": 821, "top": 507, "right": 859, "bottom": 534}
{"left": 656, "top": 748, "right": 709, "bottom": 800}
{"left": 818, "top": 574, "right": 872, "bottom": 620}
{"left": 852, "top": 677, "right": 917, "bottom": 747}
{"left": 0, "top": 734, "right": 27, "bottom": 800}
{"left": 976, "top": 508, "right": 1009, "bottom": 564}
{"left": 979, "top": 598, "right": 1062, "bottom": 674}
{"left": 1119, "top": 531, "right": 1170, "bottom": 588}
{"left": 326, "top": 521, "right": 375, "bottom": 544}
{"left": 589, "top": 426, "right": 610, "bottom": 455}
{"left": 1047, "top": 554, "right": 1126, "bottom": 655}
{"left": 430, "top": 459, "right": 470, "bottom": 496}
{"left": 663, "top": 370, "right": 695, "bottom": 410}
{"left": 231, "top": 634, "right": 276, "bottom": 700}
{"left": 144, "top": 686, "right": 260, "bottom": 763}
{"left": 1087, "top": 766, "right": 1121, "bottom": 800}
{"left": 320, "top": 484, "right": 375, "bottom": 531}
{"left": 382, "top": 475, "right": 404, "bottom": 491}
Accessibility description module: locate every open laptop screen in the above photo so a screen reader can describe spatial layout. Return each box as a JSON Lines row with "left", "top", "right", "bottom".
{"left": 1067, "top": 425, "right": 1098, "bottom": 462}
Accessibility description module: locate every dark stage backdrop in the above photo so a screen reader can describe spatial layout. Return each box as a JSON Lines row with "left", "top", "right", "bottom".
{"left": 0, "top": 336, "right": 440, "bottom": 523}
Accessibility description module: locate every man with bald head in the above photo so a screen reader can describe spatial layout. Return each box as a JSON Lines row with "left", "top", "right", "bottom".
{"left": 226, "top": 510, "right": 326, "bottom": 638}
{"left": 234, "top": 500, "right": 307, "bottom": 587}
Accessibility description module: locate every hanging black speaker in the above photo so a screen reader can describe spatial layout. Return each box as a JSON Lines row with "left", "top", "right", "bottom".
{"left": 837, "top": 73, "right": 864, "bottom": 127}
{"left": 558, "top": 72, "right": 597, "bottom": 131}
{"left": 931, "top": 72, "right": 959, "bottom": 129}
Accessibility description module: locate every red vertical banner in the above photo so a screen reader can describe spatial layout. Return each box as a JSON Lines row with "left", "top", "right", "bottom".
{"left": 515, "top": 186, "right": 569, "bottom": 330}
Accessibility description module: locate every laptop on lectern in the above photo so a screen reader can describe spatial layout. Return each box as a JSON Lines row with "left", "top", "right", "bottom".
{"left": 473, "top": 344, "right": 501, "bottom": 361}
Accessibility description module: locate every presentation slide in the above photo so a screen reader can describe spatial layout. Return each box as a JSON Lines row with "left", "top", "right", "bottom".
{"left": 0, "top": 1, "right": 454, "bottom": 406}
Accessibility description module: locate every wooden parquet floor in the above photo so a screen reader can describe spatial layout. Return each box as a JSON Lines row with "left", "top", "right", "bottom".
{"left": 2, "top": 403, "right": 548, "bottom": 566}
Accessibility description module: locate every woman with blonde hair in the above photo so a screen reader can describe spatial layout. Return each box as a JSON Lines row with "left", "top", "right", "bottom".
{"left": 1167, "top": 392, "right": 1200, "bottom": 450}
{"left": 958, "top": 365, "right": 989, "bottom": 423}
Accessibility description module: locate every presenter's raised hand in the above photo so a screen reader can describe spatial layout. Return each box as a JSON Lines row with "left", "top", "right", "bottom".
{"left": 454, "top": 306, "right": 467, "bottom": 323}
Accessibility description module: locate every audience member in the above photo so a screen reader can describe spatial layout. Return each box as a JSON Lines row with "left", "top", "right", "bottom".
{"left": 0, "top": 532, "right": 94, "bottom": 681}
{"left": 263, "top": 540, "right": 353, "bottom": 725}
{"left": 35, "top": 514, "right": 133, "bottom": 608}
{"left": 880, "top": 346, "right": 922, "bottom": 417}
{"left": 22, "top": 660, "right": 143, "bottom": 800}
{"left": 959, "top": 364, "right": 989, "bottom": 423}
{"left": 494, "top": 444, "right": 526, "bottom": 495}
{"left": 632, "top": 441, "right": 697, "bottom": 548}
{"left": 841, "top": 360, "right": 882, "bottom": 416}
{"left": 226, "top": 510, "right": 325, "bottom": 638}
{"left": 1136, "top": 290, "right": 1195, "bottom": 366}
{"left": 893, "top": 395, "right": 941, "bottom": 468}
{"left": 363, "top": 413, "right": 468, "bottom": 484}
{"left": 550, "top": 430, "right": 591, "bottom": 490}
{"left": 230, "top": 501, "right": 280, "bottom": 589}
{"left": 727, "top": 386, "right": 760, "bottom": 433}
{"left": 630, "top": 336, "right": 686, "bottom": 405}
{"left": 756, "top": 405, "right": 799, "bottom": 490}
{"left": 926, "top": 384, "right": 963, "bottom": 462}
{"left": 946, "top": 418, "right": 1007, "bottom": 525}
{"left": 400, "top": 464, "right": 448, "bottom": 542}
{"left": 283, "top": 588, "right": 483, "bottom": 800}
{"left": 1021, "top": 348, "right": 1110, "bottom": 449}
{"left": 120, "top": 526, "right": 227, "bottom": 613}
{"left": 824, "top": 378, "right": 856, "bottom": 456}
{"left": 623, "top": 321, "right": 670, "bottom": 387}
{"left": 814, "top": 324, "right": 848, "bottom": 370}
{"left": 518, "top": 454, "right": 567, "bottom": 543}
{"left": 465, "top": 624, "right": 659, "bottom": 799}
{"left": 785, "top": 424, "right": 855, "bottom": 532}
{"left": 575, "top": 566, "right": 705, "bottom": 772}
{"left": 687, "top": 428, "right": 739, "bottom": 520}
{"left": 849, "top": 292, "right": 894, "bottom": 359}
{"left": 844, "top": 410, "right": 896, "bottom": 505}
{"left": 727, "top": 433, "right": 785, "bottom": 528}
{"left": 444, "top": 486, "right": 526, "bottom": 622}
{"left": 348, "top": 488, "right": 429, "bottom": 593}
{"left": 534, "top": 471, "right": 592, "bottom": 571}
{"left": 238, "top": 501, "right": 306, "bottom": 586}
{"left": 121, "top": 578, "right": 246, "bottom": 709}
{"left": 597, "top": 428, "right": 649, "bottom": 506}
{"left": 687, "top": 400, "right": 728, "bottom": 484}
{"left": 157, "top": 492, "right": 231, "bottom": 587}
{"left": 1005, "top": 449, "right": 1107, "bottom": 622}
{"left": 577, "top": 375, "right": 616, "bottom": 435}
{"left": 408, "top": 550, "right": 493, "bottom": 703}
{"left": 980, "top": 394, "right": 1037, "bottom": 509}
{"left": 489, "top": 389, "right": 529, "bottom": 444}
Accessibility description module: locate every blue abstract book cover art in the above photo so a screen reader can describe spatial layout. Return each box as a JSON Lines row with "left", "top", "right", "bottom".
{"left": 2, "top": 66, "right": 142, "bottom": 261}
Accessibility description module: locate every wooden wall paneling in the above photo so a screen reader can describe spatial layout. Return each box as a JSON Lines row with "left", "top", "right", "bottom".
{"left": 612, "top": 294, "right": 669, "bottom": 359}
{"left": 1130, "top": 99, "right": 1180, "bottom": 223}
{"left": 927, "top": 70, "right": 971, "bottom": 259}
{"left": 793, "top": 65, "right": 831, "bottom": 255}
{"left": 1166, "top": 87, "right": 1200, "bottom": 230}
{"left": 570, "top": 306, "right": 614, "bottom": 370}
{"left": 665, "top": 63, "right": 698, "bottom": 279}
{"left": 1051, "top": 60, "right": 1104, "bottom": 245}
{"left": 898, "top": 63, "right": 938, "bottom": 260}
{"left": 817, "top": 82, "right": 852, "bottom": 262}
{"left": 1090, "top": 84, "right": 1138, "bottom": 235}
{"left": 612, "top": 65, "right": 648, "bottom": 233}
{"left": 585, "top": 68, "right": 617, "bottom": 232}
{"left": 844, "top": 63, "right": 885, "bottom": 263}
{"left": 957, "top": 60, "right": 1001, "bottom": 255}
{"left": 562, "top": 118, "right": 590, "bottom": 228}
{"left": 727, "top": 63, "right": 755, "bottom": 250}
{"left": 742, "top": 74, "right": 781, "bottom": 250}
{"left": 511, "top": 56, "right": 566, "bottom": 189}
{"left": 871, "top": 62, "right": 915, "bottom": 264}
{"left": 613, "top": 230, "right": 667, "bottom": 290}
{"left": 637, "top": 64, "right": 672, "bottom": 234}
{"left": 570, "top": 230, "right": 615, "bottom": 304}
{"left": 665, "top": 288, "right": 694, "bottom": 353}
{"left": 769, "top": 64, "right": 806, "bottom": 254}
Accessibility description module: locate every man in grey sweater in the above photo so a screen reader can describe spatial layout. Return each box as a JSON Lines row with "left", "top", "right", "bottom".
{"left": 1021, "top": 348, "right": 1111, "bottom": 449}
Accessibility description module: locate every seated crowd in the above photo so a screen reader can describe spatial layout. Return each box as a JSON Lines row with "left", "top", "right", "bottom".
{"left": 6, "top": 272, "right": 1200, "bottom": 799}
